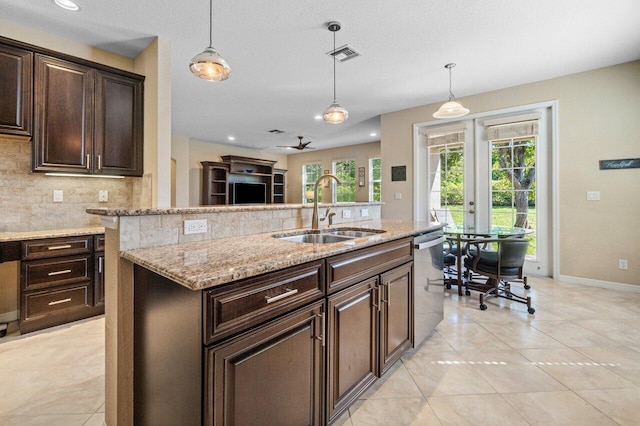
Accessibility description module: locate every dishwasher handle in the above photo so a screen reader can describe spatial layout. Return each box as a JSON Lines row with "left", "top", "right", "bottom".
{"left": 414, "top": 236, "right": 446, "bottom": 250}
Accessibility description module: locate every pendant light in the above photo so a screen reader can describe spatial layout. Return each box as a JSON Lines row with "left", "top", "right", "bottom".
{"left": 433, "top": 63, "right": 469, "bottom": 119}
{"left": 189, "top": 0, "right": 230, "bottom": 82}
{"left": 323, "top": 22, "right": 348, "bottom": 124}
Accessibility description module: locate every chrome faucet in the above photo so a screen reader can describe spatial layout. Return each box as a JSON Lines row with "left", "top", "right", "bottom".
{"left": 312, "top": 174, "right": 342, "bottom": 229}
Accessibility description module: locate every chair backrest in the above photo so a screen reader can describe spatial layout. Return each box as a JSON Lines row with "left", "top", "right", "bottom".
{"left": 499, "top": 239, "right": 529, "bottom": 269}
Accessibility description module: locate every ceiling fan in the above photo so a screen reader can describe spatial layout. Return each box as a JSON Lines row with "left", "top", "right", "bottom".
{"left": 277, "top": 136, "right": 315, "bottom": 150}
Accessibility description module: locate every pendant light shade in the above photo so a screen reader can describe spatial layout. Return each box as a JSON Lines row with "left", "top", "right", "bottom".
{"left": 433, "top": 63, "right": 469, "bottom": 119}
{"left": 323, "top": 22, "right": 348, "bottom": 124}
{"left": 190, "top": 0, "right": 230, "bottom": 82}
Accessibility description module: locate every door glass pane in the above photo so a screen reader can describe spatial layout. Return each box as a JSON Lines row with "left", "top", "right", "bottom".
{"left": 429, "top": 143, "right": 464, "bottom": 227}
{"left": 490, "top": 137, "right": 537, "bottom": 258}
{"left": 302, "top": 163, "right": 322, "bottom": 203}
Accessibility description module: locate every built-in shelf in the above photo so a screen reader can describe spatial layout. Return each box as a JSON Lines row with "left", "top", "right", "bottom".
{"left": 201, "top": 157, "right": 286, "bottom": 205}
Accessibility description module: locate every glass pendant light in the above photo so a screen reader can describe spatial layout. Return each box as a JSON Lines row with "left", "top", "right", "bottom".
{"left": 433, "top": 63, "right": 469, "bottom": 119}
{"left": 323, "top": 22, "right": 348, "bottom": 124}
{"left": 189, "top": 0, "right": 230, "bottom": 82}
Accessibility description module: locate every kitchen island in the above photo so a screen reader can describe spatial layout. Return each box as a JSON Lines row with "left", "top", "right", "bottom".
{"left": 88, "top": 204, "right": 443, "bottom": 425}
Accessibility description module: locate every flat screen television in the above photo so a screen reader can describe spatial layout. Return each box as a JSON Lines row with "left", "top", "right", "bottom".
{"left": 231, "top": 182, "right": 267, "bottom": 205}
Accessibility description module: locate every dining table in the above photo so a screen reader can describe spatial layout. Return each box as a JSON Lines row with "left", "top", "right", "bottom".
{"left": 443, "top": 225, "right": 533, "bottom": 295}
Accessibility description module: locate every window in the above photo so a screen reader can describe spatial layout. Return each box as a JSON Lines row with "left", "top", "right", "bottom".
{"left": 428, "top": 142, "right": 465, "bottom": 225}
{"left": 369, "top": 157, "right": 381, "bottom": 202}
{"left": 302, "top": 163, "right": 323, "bottom": 204}
{"left": 332, "top": 159, "right": 356, "bottom": 202}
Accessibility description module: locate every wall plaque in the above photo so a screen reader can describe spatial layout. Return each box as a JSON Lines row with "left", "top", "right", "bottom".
{"left": 391, "top": 165, "right": 406, "bottom": 181}
{"left": 599, "top": 158, "right": 640, "bottom": 170}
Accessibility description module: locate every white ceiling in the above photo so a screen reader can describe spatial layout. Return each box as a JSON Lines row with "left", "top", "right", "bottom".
{"left": 2, "top": 0, "right": 640, "bottom": 152}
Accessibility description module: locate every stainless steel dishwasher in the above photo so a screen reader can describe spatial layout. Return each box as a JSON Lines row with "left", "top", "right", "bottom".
{"left": 413, "top": 229, "right": 445, "bottom": 345}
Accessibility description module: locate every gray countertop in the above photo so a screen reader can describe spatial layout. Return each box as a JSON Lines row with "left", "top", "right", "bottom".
{"left": 122, "top": 220, "right": 443, "bottom": 291}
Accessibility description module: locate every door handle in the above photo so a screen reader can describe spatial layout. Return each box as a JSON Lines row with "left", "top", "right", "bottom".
{"left": 469, "top": 209, "right": 475, "bottom": 214}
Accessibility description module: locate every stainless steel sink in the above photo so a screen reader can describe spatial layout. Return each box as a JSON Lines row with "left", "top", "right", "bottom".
{"left": 277, "top": 233, "right": 355, "bottom": 244}
{"left": 274, "top": 228, "right": 386, "bottom": 244}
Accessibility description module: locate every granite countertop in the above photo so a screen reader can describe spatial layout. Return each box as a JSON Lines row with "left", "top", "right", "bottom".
{"left": 0, "top": 226, "right": 105, "bottom": 243}
{"left": 122, "top": 220, "right": 443, "bottom": 291}
{"left": 87, "top": 202, "right": 383, "bottom": 217}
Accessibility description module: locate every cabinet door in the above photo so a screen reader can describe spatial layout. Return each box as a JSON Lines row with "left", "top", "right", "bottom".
{"left": 206, "top": 300, "right": 325, "bottom": 426}
{"left": 327, "top": 277, "right": 379, "bottom": 423}
{"left": 94, "top": 71, "right": 143, "bottom": 176}
{"left": 33, "top": 54, "right": 94, "bottom": 173}
{"left": 94, "top": 252, "right": 105, "bottom": 306}
{"left": 379, "top": 262, "right": 414, "bottom": 375}
{"left": 0, "top": 44, "right": 32, "bottom": 137}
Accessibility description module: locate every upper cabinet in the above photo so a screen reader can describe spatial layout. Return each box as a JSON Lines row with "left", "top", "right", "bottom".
{"left": 33, "top": 55, "right": 94, "bottom": 173}
{"left": 0, "top": 37, "right": 144, "bottom": 177}
{"left": 0, "top": 44, "right": 33, "bottom": 137}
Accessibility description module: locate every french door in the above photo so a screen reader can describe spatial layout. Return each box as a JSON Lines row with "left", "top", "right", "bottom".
{"left": 424, "top": 107, "right": 552, "bottom": 276}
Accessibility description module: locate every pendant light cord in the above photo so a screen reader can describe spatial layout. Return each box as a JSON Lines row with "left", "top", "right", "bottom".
{"left": 208, "top": 0, "right": 213, "bottom": 48}
{"left": 448, "top": 65, "right": 455, "bottom": 101}
{"left": 332, "top": 29, "right": 337, "bottom": 103}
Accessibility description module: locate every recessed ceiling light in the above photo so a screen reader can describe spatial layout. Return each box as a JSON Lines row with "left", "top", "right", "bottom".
{"left": 314, "top": 115, "right": 322, "bottom": 120}
{"left": 53, "top": 0, "right": 81, "bottom": 11}
{"left": 370, "top": 132, "right": 377, "bottom": 137}
{"left": 227, "top": 136, "right": 235, "bottom": 141}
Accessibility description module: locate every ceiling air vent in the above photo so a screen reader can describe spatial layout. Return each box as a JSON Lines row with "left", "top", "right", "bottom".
{"left": 326, "top": 44, "right": 361, "bottom": 62}
{"left": 268, "top": 129, "right": 286, "bottom": 134}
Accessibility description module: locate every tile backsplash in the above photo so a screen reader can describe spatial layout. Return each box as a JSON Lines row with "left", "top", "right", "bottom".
{"left": 0, "top": 137, "right": 135, "bottom": 232}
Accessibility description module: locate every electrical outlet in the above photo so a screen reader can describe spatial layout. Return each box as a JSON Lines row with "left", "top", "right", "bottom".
{"left": 53, "top": 190, "right": 63, "bottom": 202}
{"left": 99, "top": 190, "right": 109, "bottom": 202}
{"left": 361, "top": 208, "right": 369, "bottom": 217}
{"left": 586, "top": 191, "right": 600, "bottom": 201}
{"left": 619, "top": 259, "right": 628, "bottom": 270}
{"left": 343, "top": 210, "right": 352, "bottom": 219}
{"left": 184, "top": 219, "right": 207, "bottom": 235}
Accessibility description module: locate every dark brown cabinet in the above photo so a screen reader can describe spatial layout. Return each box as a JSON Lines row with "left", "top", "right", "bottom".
{"left": 0, "top": 43, "right": 32, "bottom": 137}
{"left": 33, "top": 54, "right": 94, "bottom": 173}
{"left": 32, "top": 54, "right": 143, "bottom": 176}
{"left": 201, "top": 156, "right": 286, "bottom": 205}
{"left": 94, "top": 235, "right": 105, "bottom": 307}
{"left": 206, "top": 300, "right": 325, "bottom": 425}
{"left": 327, "top": 277, "right": 379, "bottom": 423}
{"left": 379, "top": 262, "right": 414, "bottom": 374}
{"left": 94, "top": 71, "right": 143, "bottom": 176}
{"left": 19, "top": 234, "right": 105, "bottom": 333}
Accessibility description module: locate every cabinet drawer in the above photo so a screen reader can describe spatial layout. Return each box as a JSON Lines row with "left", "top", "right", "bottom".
{"left": 22, "top": 235, "right": 93, "bottom": 260}
{"left": 326, "top": 238, "right": 413, "bottom": 294}
{"left": 95, "top": 234, "right": 105, "bottom": 251}
{"left": 204, "top": 260, "right": 324, "bottom": 345}
{"left": 23, "top": 284, "right": 91, "bottom": 321}
{"left": 22, "top": 254, "right": 92, "bottom": 291}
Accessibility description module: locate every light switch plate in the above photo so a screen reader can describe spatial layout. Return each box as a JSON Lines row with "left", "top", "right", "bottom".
{"left": 343, "top": 210, "right": 352, "bottom": 218}
{"left": 586, "top": 191, "right": 600, "bottom": 201}
{"left": 99, "top": 190, "right": 109, "bottom": 202}
{"left": 53, "top": 190, "right": 63, "bottom": 202}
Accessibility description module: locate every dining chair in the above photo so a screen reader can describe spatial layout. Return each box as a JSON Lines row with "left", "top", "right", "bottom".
{"left": 463, "top": 238, "right": 535, "bottom": 314}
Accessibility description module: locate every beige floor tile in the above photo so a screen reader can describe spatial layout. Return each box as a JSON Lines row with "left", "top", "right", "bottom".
{"left": 518, "top": 347, "right": 635, "bottom": 390}
{"left": 469, "top": 356, "right": 567, "bottom": 394}
{"left": 529, "top": 320, "right": 620, "bottom": 347}
{"left": 428, "top": 394, "right": 528, "bottom": 426}
{"left": 577, "top": 387, "right": 640, "bottom": 426}
{"left": 402, "top": 352, "right": 496, "bottom": 397}
{"left": 83, "top": 412, "right": 106, "bottom": 426}
{"left": 405, "top": 331, "right": 454, "bottom": 355}
{"left": 502, "top": 390, "right": 617, "bottom": 425}
{"left": 435, "top": 322, "right": 512, "bottom": 352}
{"left": 575, "top": 345, "right": 640, "bottom": 386}
{"left": 360, "top": 362, "right": 422, "bottom": 400}
{"left": 578, "top": 318, "right": 640, "bottom": 346}
{"left": 477, "top": 321, "right": 565, "bottom": 349}
{"left": 332, "top": 409, "right": 354, "bottom": 426}
{"left": 349, "top": 397, "right": 441, "bottom": 426}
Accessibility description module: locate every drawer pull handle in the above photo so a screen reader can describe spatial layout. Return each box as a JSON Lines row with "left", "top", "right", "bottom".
{"left": 48, "top": 269, "right": 72, "bottom": 276}
{"left": 48, "top": 298, "right": 72, "bottom": 306}
{"left": 265, "top": 288, "right": 298, "bottom": 304}
{"left": 47, "top": 245, "right": 72, "bottom": 250}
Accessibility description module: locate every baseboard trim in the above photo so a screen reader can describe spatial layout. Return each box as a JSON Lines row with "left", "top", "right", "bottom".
{"left": 559, "top": 275, "right": 640, "bottom": 292}
{"left": 0, "top": 310, "right": 18, "bottom": 323}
